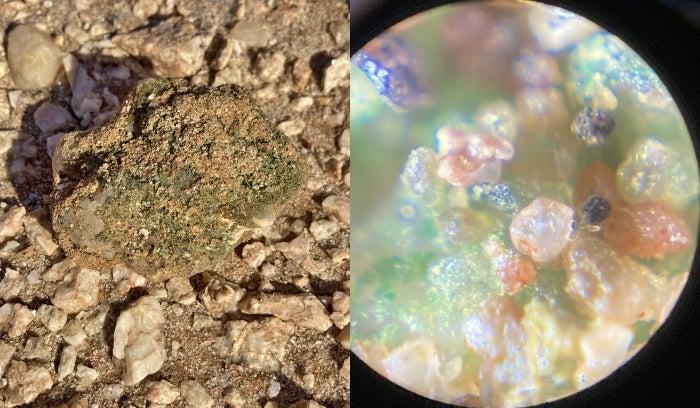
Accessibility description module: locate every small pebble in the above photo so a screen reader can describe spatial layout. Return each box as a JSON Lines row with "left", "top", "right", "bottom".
{"left": 145, "top": 380, "right": 180, "bottom": 404}
{"left": 230, "top": 21, "right": 270, "bottom": 47}
{"left": 57, "top": 345, "right": 77, "bottom": 381}
{"left": 180, "top": 380, "right": 215, "bottom": 408}
{"left": 7, "top": 25, "right": 64, "bottom": 90}
{"left": 33, "top": 102, "right": 75, "bottom": 133}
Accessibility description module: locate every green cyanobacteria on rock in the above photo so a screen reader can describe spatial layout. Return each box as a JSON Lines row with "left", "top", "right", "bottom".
{"left": 51, "top": 78, "right": 306, "bottom": 282}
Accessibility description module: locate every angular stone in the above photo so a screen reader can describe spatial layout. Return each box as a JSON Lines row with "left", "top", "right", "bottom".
{"left": 216, "top": 318, "right": 294, "bottom": 371}
{"left": 617, "top": 137, "right": 699, "bottom": 207}
{"left": 51, "top": 266, "right": 100, "bottom": 314}
{"left": 527, "top": 5, "right": 599, "bottom": 52}
{"left": 33, "top": 102, "right": 75, "bottom": 134}
{"left": 57, "top": 345, "right": 77, "bottom": 381}
{"left": 564, "top": 237, "right": 658, "bottom": 324}
{"left": 510, "top": 197, "right": 574, "bottom": 263}
{"left": 112, "top": 295, "right": 166, "bottom": 385}
{"left": 0, "top": 341, "right": 16, "bottom": 378}
{"left": 5, "top": 360, "right": 53, "bottom": 406}
{"left": 603, "top": 201, "right": 694, "bottom": 259}
{"left": 199, "top": 277, "right": 246, "bottom": 318}
{"left": 6, "top": 25, "right": 64, "bottom": 90}
{"left": 0, "top": 303, "right": 34, "bottom": 338}
{"left": 180, "top": 380, "right": 215, "bottom": 408}
{"left": 241, "top": 293, "right": 332, "bottom": 331}
{"left": 52, "top": 78, "right": 306, "bottom": 282}
{"left": 145, "top": 380, "right": 180, "bottom": 404}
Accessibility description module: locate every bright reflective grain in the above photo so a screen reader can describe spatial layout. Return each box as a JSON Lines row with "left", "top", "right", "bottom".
{"left": 350, "top": 1, "right": 699, "bottom": 407}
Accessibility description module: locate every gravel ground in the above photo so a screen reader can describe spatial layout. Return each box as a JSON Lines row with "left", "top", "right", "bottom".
{"left": 0, "top": 0, "right": 349, "bottom": 407}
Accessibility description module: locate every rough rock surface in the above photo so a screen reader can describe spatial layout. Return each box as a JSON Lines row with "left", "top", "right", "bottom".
{"left": 6, "top": 25, "right": 64, "bottom": 90}
{"left": 241, "top": 293, "right": 333, "bottom": 331}
{"left": 112, "top": 295, "right": 166, "bottom": 385}
{"left": 52, "top": 78, "right": 306, "bottom": 282}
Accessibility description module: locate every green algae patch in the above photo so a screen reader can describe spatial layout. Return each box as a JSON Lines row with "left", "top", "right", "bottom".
{"left": 51, "top": 78, "right": 306, "bottom": 282}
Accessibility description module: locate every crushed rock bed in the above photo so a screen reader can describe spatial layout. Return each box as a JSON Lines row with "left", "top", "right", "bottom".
{"left": 0, "top": 0, "right": 349, "bottom": 406}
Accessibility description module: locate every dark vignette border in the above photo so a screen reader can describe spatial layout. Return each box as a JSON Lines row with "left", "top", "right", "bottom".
{"left": 350, "top": 0, "right": 700, "bottom": 407}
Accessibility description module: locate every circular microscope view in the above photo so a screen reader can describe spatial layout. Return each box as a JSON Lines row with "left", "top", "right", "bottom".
{"left": 350, "top": 1, "right": 699, "bottom": 407}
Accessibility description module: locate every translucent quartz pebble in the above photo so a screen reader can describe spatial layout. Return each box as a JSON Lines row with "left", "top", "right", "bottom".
{"left": 603, "top": 201, "right": 694, "bottom": 259}
{"left": 566, "top": 74, "right": 618, "bottom": 111}
{"left": 574, "top": 161, "right": 625, "bottom": 212}
{"left": 474, "top": 99, "right": 518, "bottom": 142}
{"left": 381, "top": 338, "right": 474, "bottom": 404}
{"left": 435, "top": 127, "right": 514, "bottom": 187}
{"left": 617, "top": 137, "right": 699, "bottom": 207}
{"left": 512, "top": 50, "right": 562, "bottom": 87}
{"left": 7, "top": 25, "right": 64, "bottom": 90}
{"left": 509, "top": 197, "right": 574, "bottom": 263}
{"left": 400, "top": 147, "right": 440, "bottom": 196}
{"left": 515, "top": 87, "right": 570, "bottom": 133}
{"left": 564, "top": 237, "right": 658, "bottom": 324}
{"left": 574, "top": 320, "right": 633, "bottom": 390}
{"left": 571, "top": 107, "right": 615, "bottom": 147}
{"left": 351, "top": 35, "right": 431, "bottom": 111}
{"left": 467, "top": 182, "right": 519, "bottom": 213}
{"left": 527, "top": 5, "right": 599, "bottom": 52}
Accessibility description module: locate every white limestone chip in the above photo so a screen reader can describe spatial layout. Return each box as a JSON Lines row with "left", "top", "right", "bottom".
{"left": 0, "top": 268, "right": 25, "bottom": 300}
{"left": 276, "top": 234, "right": 326, "bottom": 275}
{"left": 242, "top": 241, "right": 271, "bottom": 268}
{"left": 22, "top": 213, "right": 59, "bottom": 256}
{"left": 241, "top": 293, "right": 332, "bottom": 332}
{"left": 112, "top": 263, "right": 147, "bottom": 296}
{"left": 51, "top": 266, "right": 101, "bottom": 314}
{"left": 309, "top": 219, "right": 339, "bottom": 242}
{"left": 268, "top": 379, "right": 281, "bottom": 398}
{"left": 323, "top": 52, "right": 350, "bottom": 92}
{"left": 61, "top": 319, "right": 87, "bottom": 346}
{"left": 145, "top": 380, "right": 180, "bottom": 404}
{"left": 57, "top": 345, "right": 77, "bottom": 381}
{"left": 0, "top": 206, "right": 26, "bottom": 243}
{"left": 112, "top": 295, "right": 166, "bottom": 385}
{"left": 5, "top": 360, "right": 53, "bottom": 406}
{"left": 7, "top": 25, "right": 64, "bottom": 90}
{"left": 33, "top": 101, "right": 75, "bottom": 133}
{"left": 330, "top": 291, "right": 349, "bottom": 329}
{"left": 199, "top": 278, "right": 246, "bottom": 318}
{"left": 24, "top": 336, "right": 54, "bottom": 360}
{"left": 322, "top": 195, "right": 349, "bottom": 224}
{"left": 36, "top": 304, "right": 68, "bottom": 331}
{"left": 217, "top": 318, "right": 294, "bottom": 371}
{"left": 180, "top": 380, "right": 215, "bottom": 408}
{"left": 0, "top": 303, "right": 34, "bottom": 338}
{"left": 0, "top": 340, "right": 16, "bottom": 378}
{"left": 166, "top": 276, "right": 196, "bottom": 305}
{"left": 75, "top": 364, "right": 99, "bottom": 391}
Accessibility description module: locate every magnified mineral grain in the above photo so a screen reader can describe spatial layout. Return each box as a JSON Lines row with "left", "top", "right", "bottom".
{"left": 51, "top": 78, "right": 306, "bottom": 282}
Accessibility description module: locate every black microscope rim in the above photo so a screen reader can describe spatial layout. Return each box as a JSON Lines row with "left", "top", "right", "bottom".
{"left": 350, "top": 0, "right": 700, "bottom": 407}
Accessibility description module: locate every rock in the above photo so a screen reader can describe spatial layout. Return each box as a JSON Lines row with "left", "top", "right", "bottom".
{"left": 112, "top": 295, "right": 166, "bottom": 385}
{"left": 603, "top": 201, "right": 694, "bottom": 259}
{"left": 199, "top": 277, "right": 246, "bottom": 318}
{"left": 581, "top": 195, "right": 611, "bottom": 226}
{"left": 340, "top": 357, "right": 350, "bottom": 382}
{"left": 132, "top": 0, "right": 160, "bottom": 19}
{"left": 328, "top": 20, "right": 350, "bottom": 46}
{"left": 192, "top": 313, "right": 217, "bottom": 330}
{"left": 111, "top": 264, "right": 147, "bottom": 296}
{"left": 574, "top": 161, "right": 625, "bottom": 214}
{"left": 323, "top": 53, "right": 350, "bottom": 91}
{"left": 241, "top": 293, "right": 332, "bottom": 331}
{"left": 145, "top": 380, "right": 180, "bottom": 404}
{"left": 570, "top": 107, "right": 615, "bottom": 147}
{"left": 33, "top": 102, "right": 75, "bottom": 133}
{"left": 217, "top": 318, "right": 294, "bottom": 371}
{"left": 254, "top": 51, "right": 286, "bottom": 83}
{"left": 0, "top": 303, "right": 34, "bottom": 338}
{"left": 242, "top": 241, "right": 271, "bottom": 268}
{"left": 564, "top": 238, "right": 658, "bottom": 324}
{"left": 166, "top": 277, "right": 196, "bottom": 305}
{"left": 0, "top": 206, "right": 26, "bottom": 243}
{"left": 24, "top": 336, "right": 54, "bottom": 360}
{"left": 5, "top": 360, "right": 53, "bottom": 406}
{"left": 616, "top": 137, "right": 699, "bottom": 207}
{"left": 330, "top": 291, "right": 349, "bottom": 329}
{"left": 51, "top": 266, "right": 100, "bottom": 314}
{"left": 0, "top": 341, "right": 16, "bottom": 378}
{"left": 0, "top": 91, "right": 10, "bottom": 122}
{"left": 309, "top": 219, "right": 339, "bottom": 242}
{"left": 180, "top": 380, "right": 215, "bottom": 408}
{"left": 36, "top": 304, "right": 68, "bottom": 331}
{"left": 495, "top": 256, "right": 537, "bottom": 295}
{"left": 80, "top": 304, "right": 109, "bottom": 336}
{"left": 322, "top": 195, "right": 349, "bottom": 225}
{"left": 23, "top": 212, "right": 60, "bottom": 256}
{"left": 268, "top": 379, "right": 281, "bottom": 398}
{"left": 276, "top": 234, "right": 326, "bottom": 275}
{"left": 75, "top": 364, "right": 99, "bottom": 391}
{"left": 230, "top": 21, "right": 271, "bottom": 48}
{"left": 61, "top": 319, "right": 87, "bottom": 346}
{"left": 6, "top": 25, "right": 64, "bottom": 90}
{"left": 278, "top": 119, "right": 306, "bottom": 137}
{"left": 527, "top": 5, "right": 599, "bottom": 52}
{"left": 52, "top": 79, "right": 306, "bottom": 283}
{"left": 510, "top": 197, "right": 574, "bottom": 263}
{"left": 0, "top": 268, "right": 25, "bottom": 300}
{"left": 57, "top": 345, "right": 77, "bottom": 381}
{"left": 337, "top": 325, "right": 350, "bottom": 349}
{"left": 113, "top": 17, "right": 214, "bottom": 77}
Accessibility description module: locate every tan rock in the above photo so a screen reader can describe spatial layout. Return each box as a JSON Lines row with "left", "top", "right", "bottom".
{"left": 51, "top": 266, "right": 100, "bottom": 314}
{"left": 5, "top": 360, "right": 53, "bottom": 406}
{"left": 166, "top": 276, "right": 196, "bottom": 305}
{"left": 241, "top": 293, "right": 332, "bottom": 332}
{"left": 112, "top": 295, "right": 166, "bottom": 385}
{"left": 180, "top": 380, "right": 214, "bottom": 408}
{"left": 0, "top": 340, "right": 16, "bottom": 378}
{"left": 0, "top": 303, "right": 34, "bottom": 338}
{"left": 0, "top": 206, "right": 26, "bottom": 243}
{"left": 217, "top": 318, "right": 294, "bottom": 371}
{"left": 330, "top": 291, "right": 349, "bottom": 329}
{"left": 6, "top": 25, "right": 64, "bottom": 90}
{"left": 36, "top": 304, "right": 68, "bottom": 331}
{"left": 145, "top": 380, "right": 180, "bottom": 404}
{"left": 199, "top": 277, "right": 246, "bottom": 318}
{"left": 57, "top": 345, "right": 77, "bottom": 381}
{"left": 322, "top": 195, "right": 349, "bottom": 224}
